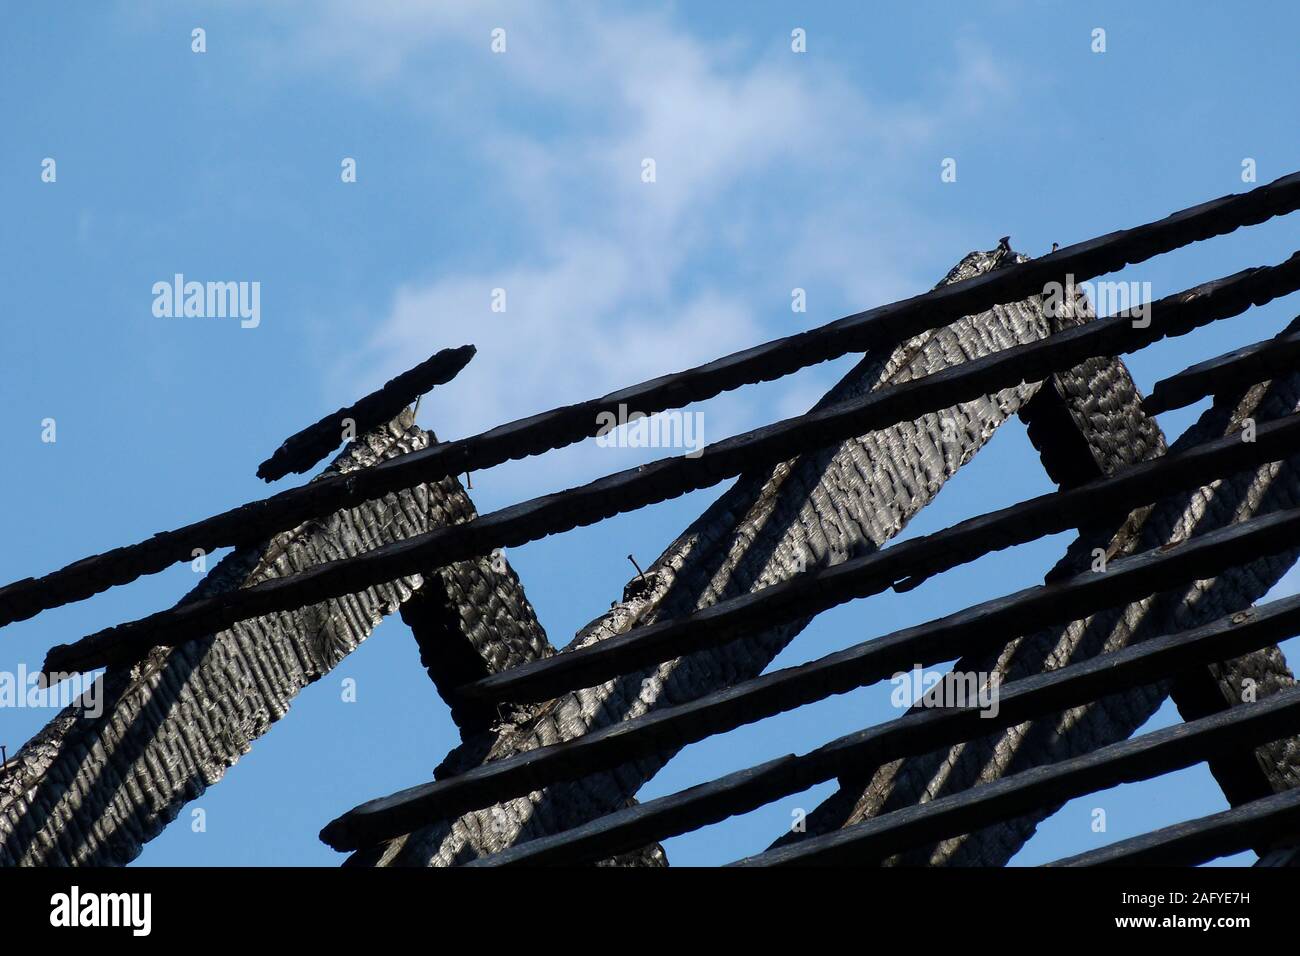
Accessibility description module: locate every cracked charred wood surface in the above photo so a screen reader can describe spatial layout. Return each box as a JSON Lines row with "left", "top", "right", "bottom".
{"left": 461, "top": 591, "right": 1300, "bottom": 866}
{"left": 741, "top": 687, "right": 1300, "bottom": 867}
{"left": 346, "top": 246, "right": 1071, "bottom": 866}
{"left": 395, "top": 475, "right": 667, "bottom": 866}
{"left": 399, "top": 540, "right": 553, "bottom": 734}
{"left": 1, "top": 412, "right": 487, "bottom": 866}
{"left": 457, "top": 412, "right": 1300, "bottom": 706}
{"left": 782, "top": 348, "right": 1300, "bottom": 865}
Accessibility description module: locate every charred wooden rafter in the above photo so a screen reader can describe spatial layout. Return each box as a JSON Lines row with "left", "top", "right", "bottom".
{"left": 343, "top": 244, "right": 1059, "bottom": 866}
{"left": 1144, "top": 321, "right": 1300, "bottom": 415}
{"left": 789, "top": 351, "right": 1300, "bottom": 867}
{"left": 40, "top": 253, "right": 1300, "bottom": 672}
{"left": 5, "top": 172, "right": 1300, "bottom": 626}
{"left": 0, "top": 414, "right": 445, "bottom": 865}
{"left": 255, "top": 344, "right": 476, "bottom": 481}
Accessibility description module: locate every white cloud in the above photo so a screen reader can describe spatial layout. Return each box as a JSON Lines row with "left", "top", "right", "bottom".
{"left": 257, "top": 2, "right": 1019, "bottom": 491}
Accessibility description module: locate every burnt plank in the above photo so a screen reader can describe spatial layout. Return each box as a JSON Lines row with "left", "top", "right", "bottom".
{"left": 0, "top": 414, "right": 439, "bottom": 864}
{"left": 1144, "top": 322, "right": 1300, "bottom": 415}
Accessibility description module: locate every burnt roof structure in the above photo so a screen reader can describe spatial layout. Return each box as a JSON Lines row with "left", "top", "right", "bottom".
{"left": 5, "top": 172, "right": 1300, "bottom": 867}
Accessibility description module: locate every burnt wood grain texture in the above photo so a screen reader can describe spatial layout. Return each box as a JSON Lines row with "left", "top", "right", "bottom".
{"left": 781, "top": 347, "right": 1300, "bottom": 865}
{"left": 391, "top": 476, "right": 666, "bottom": 865}
{"left": 5, "top": 170, "right": 1299, "bottom": 626}
{"left": 462, "top": 596, "right": 1300, "bottom": 866}
{"left": 0, "top": 413, "right": 436, "bottom": 864}
{"left": 255, "top": 344, "right": 475, "bottom": 481}
{"left": 399, "top": 572, "right": 667, "bottom": 866}
{"left": 338, "top": 245, "right": 1065, "bottom": 865}
{"left": 1026, "top": 329, "right": 1300, "bottom": 811}
{"left": 43, "top": 249, "right": 1300, "bottom": 673}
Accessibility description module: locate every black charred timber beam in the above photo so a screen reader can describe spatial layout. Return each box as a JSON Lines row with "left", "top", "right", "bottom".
{"left": 465, "top": 413, "right": 1300, "bottom": 704}
{"left": 255, "top": 345, "right": 476, "bottom": 482}
{"left": 465, "top": 600, "right": 1300, "bottom": 867}
{"left": 317, "top": 513, "right": 1300, "bottom": 855}
{"left": 4, "top": 172, "right": 1300, "bottom": 625}
{"left": 37, "top": 254, "right": 1300, "bottom": 669}
{"left": 730, "top": 686, "right": 1300, "bottom": 867}
{"left": 1047, "top": 786, "right": 1300, "bottom": 866}
{"left": 1143, "top": 321, "right": 1300, "bottom": 415}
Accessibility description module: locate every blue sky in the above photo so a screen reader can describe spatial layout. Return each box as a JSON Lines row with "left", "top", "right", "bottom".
{"left": 2, "top": 1, "right": 1299, "bottom": 866}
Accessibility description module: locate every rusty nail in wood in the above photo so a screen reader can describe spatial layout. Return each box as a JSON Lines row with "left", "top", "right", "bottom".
{"left": 627, "top": 554, "right": 647, "bottom": 583}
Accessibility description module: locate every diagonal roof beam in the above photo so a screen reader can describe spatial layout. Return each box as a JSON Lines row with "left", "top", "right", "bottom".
{"left": 395, "top": 476, "right": 668, "bottom": 866}
{"left": 733, "top": 687, "right": 1300, "bottom": 867}
{"left": 458, "top": 412, "right": 1300, "bottom": 705}
{"left": 0, "top": 412, "right": 451, "bottom": 864}
{"left": 1021, "top": 341, "right": 1300, "bottom": 810}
